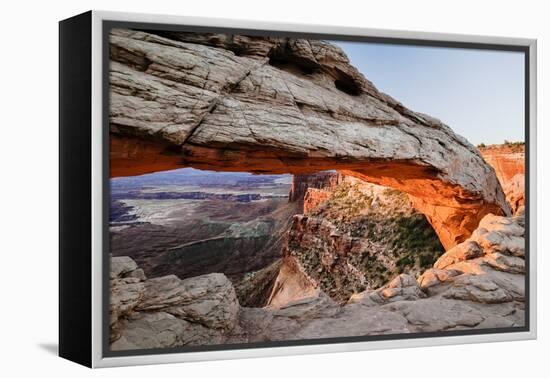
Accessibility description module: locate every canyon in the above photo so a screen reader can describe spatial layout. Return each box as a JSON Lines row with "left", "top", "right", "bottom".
{"left": 108, "top": 145, "right": 526, "bottom": 350}
{"left": 106, "top": 29, "right": 526, "bottom": 351}
{"left": 110, "top": 210, "right": 525, "bottom": 350}
{"left": 269, "top": 175, "right": 445, "bottom": 305}
{"left": 110, "top": 169, "right": 297, "bottom": 307}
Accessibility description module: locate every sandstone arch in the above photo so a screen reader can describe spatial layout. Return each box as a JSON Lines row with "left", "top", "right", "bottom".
{"left": 108, "top": 28, "right": 510, "bottom": 249}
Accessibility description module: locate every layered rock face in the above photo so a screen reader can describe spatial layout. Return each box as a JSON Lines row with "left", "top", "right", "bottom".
{"left": 479, "top": 143, "right": 525, "bottom": 214}
{"left": 110, "top": 258, "right": 239, "bottom": 349}
{"left": 288, "top": 172, "right": 342, "bottom": 202}
{"left": 268, "top": 176, "right": 445, "bottom": 304}
{"left": 108, "top": 28, "right": 509, "bottom": 249}
{"left": 479, "top": 144, "right": 525, "bottom": 184}
{"left": 110, "top": 212, "right": 525, "bottom": 351}
{"left": 304, "top": 188, "right": 333, "bottom": 214}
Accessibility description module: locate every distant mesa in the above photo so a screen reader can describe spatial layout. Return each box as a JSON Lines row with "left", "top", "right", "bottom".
{"left": 114, "top": 190, "right": 264, "bottom": 202}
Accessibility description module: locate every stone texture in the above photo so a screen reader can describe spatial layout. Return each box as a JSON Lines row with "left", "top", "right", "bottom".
{"left": 294, "top": 307, "right": 411, "bottom": 339}
{"left": 137, "top": 273, "right": 239, "bottom": 329}
{"left": 266, "top": 256, "right": 319, "bottom": 308}
{"left": 111, "top": 255, "right": 140, "bottom": 279}
{"left": 111, "top": 312, "right": 224, "bottom": 351}
{"left": 433, "top": 213, "right": 525, "bottom": 277}
{"left": 288, "top": 172, "right": 342, "bottom": 203}
{"left": 303, "top": 188, "right": 333, "bottom": 214}
{"left": 383, "top": 298, "right": 484, "bottom": 332}
{"left": 110, "top": 278, "right": 145, "bottom": 328}
{"left": 348, "top": 274, "right": 426, "bottom": 305}
{"left": 482, "top": 252, "right": 525, "bottom": 274}
{"left": 108, "top": 29, "right": 510, "bottom": 250}
{"left": 479, "top": 144, "right": 525, "bottom": 214}
{"left": 442, "top": 274, "right": 514, "bottom": 304}
{"left": 417, "top": 268, "right": 461, "bottom": 290}
{"left": 470, "top": 214, "right": 525, "bottom": 257}
{"left": 104, "top": 30, "right": 526, "bottom": 351}
{"left": 110, "top": 256, "right": 147, "bottom": 341}
{"left": 434, "top": 240, "right": 483, "bottom": 269}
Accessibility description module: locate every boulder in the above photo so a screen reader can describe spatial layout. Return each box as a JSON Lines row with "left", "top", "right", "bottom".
{"left": 417, "top": 268, "right": 461, "bottom": 290}
{"left": 110, "top": 278, "right": 145, "bottom": 328}
{"left": 137, "top": 273, "right": 239, "bottom": 330}
{"left": 482, "top": 252, "right": 525, "bottom": 274}
{"left": 111, "top": 312, "right": 224, "bottom": 351}
{"left": 349, "top": 274, "right": 426, "bottom": 305}
{"left": 111, "top": 255, "right": 140, "bottom": 279}
{"left": 470, "top": 214, "right": 525, "bottom": 257}
{"left": 442, "top": 274, "right": 513, "bottom": 304}
{"left": 434, "top": 240, "right": 483, "bottom": 269}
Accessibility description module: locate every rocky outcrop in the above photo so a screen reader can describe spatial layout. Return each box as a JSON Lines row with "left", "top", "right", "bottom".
{"left": 303, "top": 188, "right": 333, "bottom": 214}
{"left": 479, "top": 143, "right": 525, "bottom": 185}
{"left": 479, "top": 143, "right": 525, "bottom": 214}
{"left": 234, "top": 260, "right": 282, "bottom": 308}
{"left": 110, "top": 257, "right": 146, "bottom": 340}
{"left": 288, "top": 172, "right": 342, "bottom": 202}
{"left": 110, "top": 211, "right": 524, "bottom": 351}
{"left": 110, "top": 257, "right": 239, "bottom": 349}
{"left": 268, "top": 178, "right": 445, "bottom": 304}
{"left": 108, "top": 28, "right": 509, "bottom": 249}
{"left": 289, "top": 171, "right": 341, "bottom": 214}
{"left": 266, "top": 256, "right": 320, "bottom": 308}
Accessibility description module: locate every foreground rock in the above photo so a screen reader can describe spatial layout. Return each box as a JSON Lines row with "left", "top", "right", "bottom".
{"left": 110, "top": 212, "right": 525, "bottom": 351}
{"left": 111, "top": 265, "right": 239, "bottom": 350}
{"left": 109, "top": 29, "right": 509, "bottom": 249}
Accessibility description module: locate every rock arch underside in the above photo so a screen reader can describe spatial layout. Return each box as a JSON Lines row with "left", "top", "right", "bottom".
{"left": 109, "top": 28, "right": 510, "bottom": 250}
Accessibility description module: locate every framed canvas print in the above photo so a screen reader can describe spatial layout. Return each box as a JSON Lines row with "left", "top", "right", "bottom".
{"left": 59, "top": 10, "right": 537, "bottom": 368}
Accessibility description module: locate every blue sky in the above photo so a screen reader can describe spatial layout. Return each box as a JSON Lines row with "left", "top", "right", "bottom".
{"left": 334, "top": 41, "right": 525, "bottom": 146}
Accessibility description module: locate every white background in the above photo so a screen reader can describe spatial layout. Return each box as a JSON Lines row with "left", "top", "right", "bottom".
{"left": 1, "top": 0, "right": 547, "bottom": 376}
